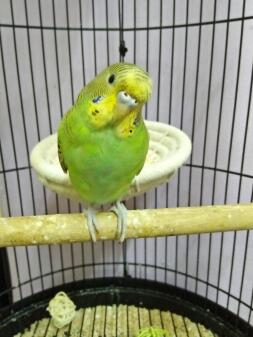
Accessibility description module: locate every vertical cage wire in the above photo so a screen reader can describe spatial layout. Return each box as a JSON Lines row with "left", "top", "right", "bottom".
{"left": 0, "top": 0, "right": 253, "bottom": 330}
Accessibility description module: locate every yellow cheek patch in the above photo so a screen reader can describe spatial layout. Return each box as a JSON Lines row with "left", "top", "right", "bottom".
{"left": 87, "top": 95, "right": 116, "bottom": 129}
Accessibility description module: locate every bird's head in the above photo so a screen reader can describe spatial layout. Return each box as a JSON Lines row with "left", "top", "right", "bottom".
{"left": 77, "top": 63, "right": 152, "bottom": 126}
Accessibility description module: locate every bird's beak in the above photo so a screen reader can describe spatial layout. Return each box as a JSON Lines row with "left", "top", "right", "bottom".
{"left": 117, "top": 91, "right": 138, "bottom": 108}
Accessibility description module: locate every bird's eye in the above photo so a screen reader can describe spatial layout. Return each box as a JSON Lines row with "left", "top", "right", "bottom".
{"left": 108, "top": 74, "right": 115, "bottom": 84}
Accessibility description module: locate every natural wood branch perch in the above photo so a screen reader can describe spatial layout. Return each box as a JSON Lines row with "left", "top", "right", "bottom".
{"left": 0, "top": 204, "right": 253, "bottom": 247}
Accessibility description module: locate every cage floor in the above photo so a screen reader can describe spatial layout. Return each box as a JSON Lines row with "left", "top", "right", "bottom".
{"left": 13, "top": 304, "right": 218, "bottom": 337}
{"left": 0, "top": 278, "right": 251, "bottom": 337}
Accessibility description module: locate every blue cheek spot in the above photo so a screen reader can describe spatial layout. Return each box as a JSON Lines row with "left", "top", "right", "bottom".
{"left": 92, "top": 96, "right": 103, "bottom": 103}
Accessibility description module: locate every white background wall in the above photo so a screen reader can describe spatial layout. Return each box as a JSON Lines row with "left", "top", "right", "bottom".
{"left": 0, "top": 0, "right": 253, "bottom": 325}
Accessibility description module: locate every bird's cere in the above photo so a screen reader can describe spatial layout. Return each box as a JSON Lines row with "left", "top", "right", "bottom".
{"left": 118, "top": 91, "right": 138, "bottom": 107}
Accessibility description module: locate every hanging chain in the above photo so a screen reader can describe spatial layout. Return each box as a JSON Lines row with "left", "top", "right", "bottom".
{"left": 119, "top": 0, "right": 128, "bottom": 61}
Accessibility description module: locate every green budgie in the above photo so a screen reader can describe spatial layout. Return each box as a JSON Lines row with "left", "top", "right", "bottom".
{"left": 58, "top": 63, "right": 152, "bottom": 241}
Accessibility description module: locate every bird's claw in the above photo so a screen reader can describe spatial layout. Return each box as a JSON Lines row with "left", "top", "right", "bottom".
{"left": 83, "top": 207, "right": 100, "bottom": 242}
{"left": 110, "top": 201, "right": 128, "bottom": 242}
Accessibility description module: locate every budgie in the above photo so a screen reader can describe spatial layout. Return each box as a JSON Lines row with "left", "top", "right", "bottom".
{"left": 57, "top": 63, "right": 152, "bottom": 242}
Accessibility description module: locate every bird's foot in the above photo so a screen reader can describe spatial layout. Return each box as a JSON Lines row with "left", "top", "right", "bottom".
{"left": 110, "top": 201, "right": 128, "bottom": 242}
{"left": 83, "top": 206, "right": 100, "bottom": 242}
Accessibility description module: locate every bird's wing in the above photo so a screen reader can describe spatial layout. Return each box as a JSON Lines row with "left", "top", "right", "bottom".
{"left": 57, "top": 134, "right": 68, "bottom": 173}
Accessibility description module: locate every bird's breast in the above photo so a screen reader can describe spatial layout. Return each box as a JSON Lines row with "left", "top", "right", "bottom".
{"left": 67, "top": 121, "right": 149, "bottom": 204}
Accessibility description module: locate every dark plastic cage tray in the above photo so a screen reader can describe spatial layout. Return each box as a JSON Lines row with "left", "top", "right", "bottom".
{"left": 0, "top": 278, "right": 252, "bottom": 337}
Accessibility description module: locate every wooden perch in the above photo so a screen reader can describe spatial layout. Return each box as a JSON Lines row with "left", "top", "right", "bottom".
{"left": 0, "top": 204, "right": 253, "bottom": 247}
